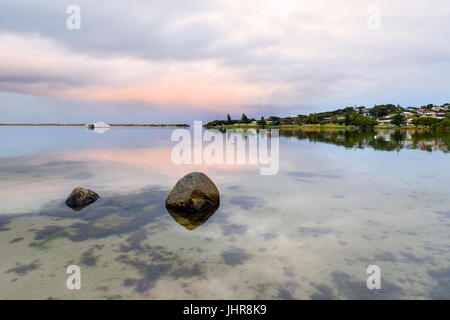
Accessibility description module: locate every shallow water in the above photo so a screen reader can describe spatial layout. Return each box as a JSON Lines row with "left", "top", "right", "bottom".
{"left": 0, "top": 126, "right": 449, "bottom": 299}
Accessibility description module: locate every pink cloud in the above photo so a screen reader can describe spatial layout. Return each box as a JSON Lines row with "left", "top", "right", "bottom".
{"left": 0, "top": 33, "right": 279, "bottom": 109}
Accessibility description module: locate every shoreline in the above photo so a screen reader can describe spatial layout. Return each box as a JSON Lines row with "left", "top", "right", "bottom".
{"left": 0, "top": 123, "right": 190, "bottom": 127}
{"left": 0, "top": 124, "right": 435, "bottom": 130}
{"left": 205, "top": 124, "right": 428, "bottom": 130}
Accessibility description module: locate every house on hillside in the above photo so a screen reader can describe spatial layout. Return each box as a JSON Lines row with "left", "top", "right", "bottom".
{"left": 377, "top": 119, "right": 392, "bottom": 125}
{"left": 422, "top": 111, "right": 436, "bottom": 117}
{"left": 417, "top": 109, "right": 428, "bottom": 115}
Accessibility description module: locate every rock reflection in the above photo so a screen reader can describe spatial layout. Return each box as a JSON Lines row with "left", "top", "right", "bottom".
{"left": 166, "top": 204, "right": 219, "bottom": 230}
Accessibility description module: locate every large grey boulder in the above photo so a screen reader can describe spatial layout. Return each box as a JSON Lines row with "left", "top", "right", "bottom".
{"left": 65, "top": 187, "right": 99, "bottom": 211}
{"left": 165, "top": 172, "right": 220, "bottom": 214}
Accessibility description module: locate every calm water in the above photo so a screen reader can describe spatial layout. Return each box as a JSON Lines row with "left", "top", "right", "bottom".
{"left": 0, "top": 126, "right": 449, "bottom": 299}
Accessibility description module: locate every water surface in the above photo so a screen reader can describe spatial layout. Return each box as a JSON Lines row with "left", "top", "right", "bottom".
{"left": 0, "top": 126, "right": 449, "bottom": 299}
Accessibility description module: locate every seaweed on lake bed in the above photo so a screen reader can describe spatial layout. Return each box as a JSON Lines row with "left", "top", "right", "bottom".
{"left": 30, "top": 226, "right": 68, "bottom": 249}
{"left": 34, "top": 226, "right": 65, "bottom": 240}
{"left": 309, "top": 283, "right": 336, "bottom": 300}
{"left": 9, "top": 237, "right": 24, "bottom": 243}
{"left": 33, "top": 187, "right": 169, "bottom": 242}
{"left": 6, "top": 261, "right": 40, "bottom": 276}
{"left": 121, "top": 260, "right": 173, "bottom": 293}
{"left": 0, "top": 215, "right": 13, "bottom": 232}
{"left": 427, "top": 267, "right": 450, "bottom": 299}
{"left": 170, "top": 264, "right": 203, "bottom": 280}
{"left": 331, "top": 271, "right": 404, "bottom": 299}
{"left": 119, "top": 229, "right": 148, "bottom": 252}
{"left": 80, "top": 249, "right": 98, "bottom": 266}
{"left": 117, "top": 245, "right": 204, "bottom": 293}
{"left": 221, "top": 246, "right": 251, "bottom": 267}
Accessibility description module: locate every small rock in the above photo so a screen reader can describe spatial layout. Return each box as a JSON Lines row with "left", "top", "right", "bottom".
{"left": 166, "top": 172, "right": 220, "bottom": 213}
{"left": 65, "top": 187, "right": 99, "bottom": 211}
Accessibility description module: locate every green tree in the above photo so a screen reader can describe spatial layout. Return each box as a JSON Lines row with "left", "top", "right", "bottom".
{"left": 305, "top": 114, "right": 320, "bottom": 124}
{"left": 283, "top": 118, "right": 293, "bottom": 125}
{"left": 257, "top": 116, "right": 267, "bottom": 126}
{"left": 369, "top": 104, "right": 401, "bottom": 117}
{"left": 412, "top": 117, "right": 438, "bottom": 127}
{"left": 240, "top": 113, "right": 250, "bottom": 124}
{"left": 350, "top": 114, "right": 377, "bottom": 129}
{"left": 268, "top": 116, "right": 280, "bottom": 124}
{"left": 432, "top": 118, "right": 450, "bottom": 131}
{"left": 344, "top": 113, "right": 352, "bottom": 126}
{"left": 296, "top": 115, "right": 305, "bottom": 124}
{"left": 390, "top": 114, "right": 406, "bottom": 127}
{"left": 227, "top": 113, "right": 232, "bottom": 124}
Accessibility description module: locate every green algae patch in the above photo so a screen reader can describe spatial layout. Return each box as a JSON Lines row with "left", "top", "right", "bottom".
{"left": 32, "top": 230, "right": 68, "bottom": 250}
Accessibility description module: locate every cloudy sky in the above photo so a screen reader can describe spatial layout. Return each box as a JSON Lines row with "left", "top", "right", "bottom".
{"left": 1, "top": 0, "right": 449, "bottom": 123}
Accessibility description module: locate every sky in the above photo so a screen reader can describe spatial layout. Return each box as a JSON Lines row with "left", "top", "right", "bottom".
{"left": 0, "top": 0, "right": 449, "bottom": 123}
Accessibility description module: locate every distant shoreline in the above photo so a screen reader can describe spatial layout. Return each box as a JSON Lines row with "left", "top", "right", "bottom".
{"left": 0, "top": 123, "right": 190, "bottom": 127}
{"left": 205, "top": 124, "right": 425, "bottom": 130}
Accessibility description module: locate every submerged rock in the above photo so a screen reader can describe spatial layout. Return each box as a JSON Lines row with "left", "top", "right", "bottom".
{"left": 165, "top": 172, "right": 220, "bottom": 229}
{"left": 65, "top": 187, "right": 99, "bottom": 211}
{"left": 167, "top": 204, "right": 219, "bottom": 230}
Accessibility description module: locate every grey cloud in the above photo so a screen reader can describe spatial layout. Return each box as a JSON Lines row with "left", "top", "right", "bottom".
{"left": 1, "top": 0, "right": 450, "bottom": 119}
{"left": 0, "top": 0, "right": 258, "bottom": 61}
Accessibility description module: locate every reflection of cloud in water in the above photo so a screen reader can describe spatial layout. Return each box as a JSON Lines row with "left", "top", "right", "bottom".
{"left": 297, "top": 226, "right": 334, "bottom": 237}
{"left": 221, "top": 224, "right": 248, "bottom": 236}
{"left": 262, "top": 233, "right": 277, "bottom": 241}
{"left": 435, "top": 210, "right": 450, "bottom": 219}
{"left": 230, "top": 196, "right": 266, "bottom": 210}
{"left": 66, "top": 171, "right": 95, "bottom": 180}
{"left": 287, "top": 171, "right": 341, "bottom": 179}
{"left": 286, "top": 171, "right": 341, "bottom": 184}
{"left": 0, "top": 147, "right": 264, "bottom": 213}
{"left": 0, "top": 128, "right": 449, "bottom": 299}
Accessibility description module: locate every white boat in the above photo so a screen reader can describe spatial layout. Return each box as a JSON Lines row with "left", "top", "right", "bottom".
{"left": 85, "top": 127, "right": 110, "bottom": 134}
{"left": 85, "top": 121, "right": 111, "bottom": 129}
